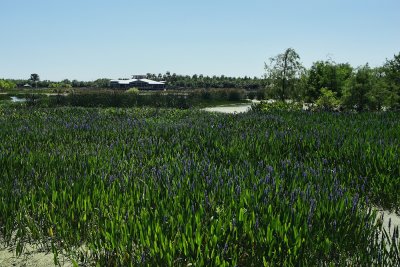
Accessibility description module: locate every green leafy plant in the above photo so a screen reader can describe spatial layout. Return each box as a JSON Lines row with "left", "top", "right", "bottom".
{"left": 316, "top": 88, "right": 340, "bottom": 111}
{"left": 0, "top": 107, "right": 398, "bottom": 265}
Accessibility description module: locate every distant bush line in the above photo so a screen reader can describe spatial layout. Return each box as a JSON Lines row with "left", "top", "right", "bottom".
{"left": 17, "top": 89, "right": 252, "bottom": 109}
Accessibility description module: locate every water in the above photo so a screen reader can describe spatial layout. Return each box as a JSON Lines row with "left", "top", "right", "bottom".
{"left": 10, "top": 96, "right": 26, "bottom": 102}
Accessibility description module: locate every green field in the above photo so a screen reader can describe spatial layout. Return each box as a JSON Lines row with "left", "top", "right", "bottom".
{"left": 0, "top": 106, "right": 399, "bottom": 266}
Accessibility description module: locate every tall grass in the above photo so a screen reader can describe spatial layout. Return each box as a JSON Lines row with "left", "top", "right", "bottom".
{"left": 0, "top": 107, "right": 399, "bottom": 265}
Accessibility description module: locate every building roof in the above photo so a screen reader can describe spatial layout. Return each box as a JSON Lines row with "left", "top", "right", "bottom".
{"left": 110, "top": 78, "right": 165, "bottom": 85}
{"left": 140, "top": 79, "right": 165, "bottom": 85}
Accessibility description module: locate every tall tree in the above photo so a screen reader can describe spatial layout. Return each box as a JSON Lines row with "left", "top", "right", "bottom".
{"left": 341, "top": 64, "right": 374, "bottom": 111}
{"left": 366, "top": 69, "right": 394, "bottom": 110}
{"left": 264, "top": 48, "right": 304, "bottom": 100}
{"left": 382, "top": 52, "right": 400, "bottom": 109}
{"left": 30, "top": 73, "right": 40, "bottom": 88}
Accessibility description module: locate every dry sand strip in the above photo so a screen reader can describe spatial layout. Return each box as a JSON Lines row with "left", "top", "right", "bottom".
{"left": 0, "top": 243, "right": 73, "bottom": 267}
{"left": 377, "top": 208, "right": 400, "bottom": 235}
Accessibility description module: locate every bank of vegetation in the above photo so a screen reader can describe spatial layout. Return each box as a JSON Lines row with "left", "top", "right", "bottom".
{"left": 1, "top": 50, "right": 399, "bottom": 111}
{"left": 0, "top": 48, "right": 400, "bottom": 111}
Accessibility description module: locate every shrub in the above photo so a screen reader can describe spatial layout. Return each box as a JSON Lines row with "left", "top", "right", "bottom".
{"left": 260, "top": 100, "right": 303, "bottom": 112}
{"left": 255, "top": 89, "right": 265, "bottom": 100}
{"left": 0, "top": 79, "right": 16, "bottom": 90}
{"left": 316, "top": 88, "right": 340, "bottom": 111}
{"left": 126, "top": 87, "right": 140, "bottom": 94}
{"left": 247, "top": 91, "right": 256, "bottom": 100}
{"left": 228, "top": 89, "right": 245, "bottom": 101}
{"left": 200, "top": 89, "right": 212, "bottom": 100}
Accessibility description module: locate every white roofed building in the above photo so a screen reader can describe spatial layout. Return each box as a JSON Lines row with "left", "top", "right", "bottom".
{"left": 110, "top": 76, "right": 166, "bottom": 90}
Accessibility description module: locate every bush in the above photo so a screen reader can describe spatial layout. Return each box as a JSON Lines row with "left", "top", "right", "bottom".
{"left": 255, "top": 89, "right": 265, "bottom": 100}
{"left": 260, "top": 100, "right": 303, "bottom": 112}
{"left": 190, "top": 88, "right": 246, "bottom": 103}
{"left": 0, "top": 79, "right": 16, "bottom": 90}
{"left": 126, "top": 87, "right": 140, "bottom": 94}
{"left": 247, "top": 91, "right": 256, "bottom": 100}
{"left": 316, "top": 88, "right": 340, "bottom": 111}
{"left": 200, "top": 89, "right": 212, "bottom": 100}
{"left": 228, "top": 89, "right": 245, "bottom": 101}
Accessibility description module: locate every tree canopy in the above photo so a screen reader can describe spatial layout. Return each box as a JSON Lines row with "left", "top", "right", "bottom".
{"left": 30, "top": 73, "right": 40, "bottom": 88}
{"left": 0, "top": 79, "right": 16, "bottom": 90}
{"left": 264, "top": 48, "right": 304, "bottom": 100}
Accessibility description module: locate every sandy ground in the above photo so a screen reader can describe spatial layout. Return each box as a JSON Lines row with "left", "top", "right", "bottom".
{"left": 202, "top": 103, "right": 252, "bottom": 114}
{"left": 1, "top": 209, "right": 398, "bottom": 266}
{"left": 0, "top": 242, "right": 73, "bottom": 267}
{"left": 201, "top": 99, "right": 263, "bottom": 114}
{"left": 376, "top": 208, "right": 400, "bottom": 234}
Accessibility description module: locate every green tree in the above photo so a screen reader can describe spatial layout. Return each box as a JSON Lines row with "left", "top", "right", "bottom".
{"left": 341, "top": 64, "right": 373, "bottom": 111}
{"left": 305, "top": 61, "right": 352, "bottom": 102}
{"left": 92, "top": 78, "right": 111, "bottom": 88}
{"left": 316, "top": 88, "right": 339, "bottom": 111}
{"left": 0, "top": 79, "right": 16, "bottom": 90}
{"left": 366, "top": 67, "right": 397, "bottom": 110}
{"left": 72, "top": 79, "right": 80, "bottom": 87}
{"left": 30, "top": 73, "right": 40, "bottom": 88}
{"left": 382, "top": 52, "right": 400, "bottom": 109}
{"left": 264, "top": 48, "right": 304, "bottom": 101}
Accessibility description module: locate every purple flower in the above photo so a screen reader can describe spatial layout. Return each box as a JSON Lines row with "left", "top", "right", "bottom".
{"left": 266, "top": 165, "right": 274, "bottom": 174}
{"left": 236, "top": 185, "right": 241, "bottom": 196}
{"left": 255, "top": 217, "right": 259, "bottom": 230}
{"left": 223, "top": 243, "right": 228, "bottom": 254}
{"left": 351, "top": 194, "right": 359, "bottom": 213}
{"left": 140, "top": 252, "right": 146, "bottom": 263}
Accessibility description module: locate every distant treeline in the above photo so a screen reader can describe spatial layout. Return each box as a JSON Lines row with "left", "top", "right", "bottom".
{"left": 2, "top": 75, "right": 266, "bottom": 90}
{"left": 1, "top": 78, "right": 111, "bottom": 89}
{"left": 146, "top": 72, "right": 267, "bottom": 90}
{"left": 1, "top": 51, "right": 399, "bottom": 110}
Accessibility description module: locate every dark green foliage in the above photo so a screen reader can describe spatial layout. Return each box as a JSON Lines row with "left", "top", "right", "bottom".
{"left": 382, "top": 52, "right": 400, "bottom": 109}
{"left": 0, "top": 107, "right": 399, "bottom": 265}
{"left": 342, "top": 64, "right": 374, "bottom": 111}
{"left": 38, "top": 90, "right": 246, "bottom": 108}
{"left": 29, "top": 73, "right": 40, "bottom": 88}
{"left": 158, "top": 73, "right": 266, "bottom": 91}
{"left": 305, "top": 61, "right": 352, "bottom": 102}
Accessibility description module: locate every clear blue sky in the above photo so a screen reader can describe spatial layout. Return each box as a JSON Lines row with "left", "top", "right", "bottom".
{"left": 1, "top": 0, "right": 399, "bottom": 81}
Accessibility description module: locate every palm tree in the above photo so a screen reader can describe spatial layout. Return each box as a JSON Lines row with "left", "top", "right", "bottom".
{"left": 30, "top": 73, "right": 40, "bottom": 88}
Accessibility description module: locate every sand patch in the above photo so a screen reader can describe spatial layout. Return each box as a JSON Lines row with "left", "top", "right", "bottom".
{"left": 0, "top": 242, "right": 73, "bottom": 267}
